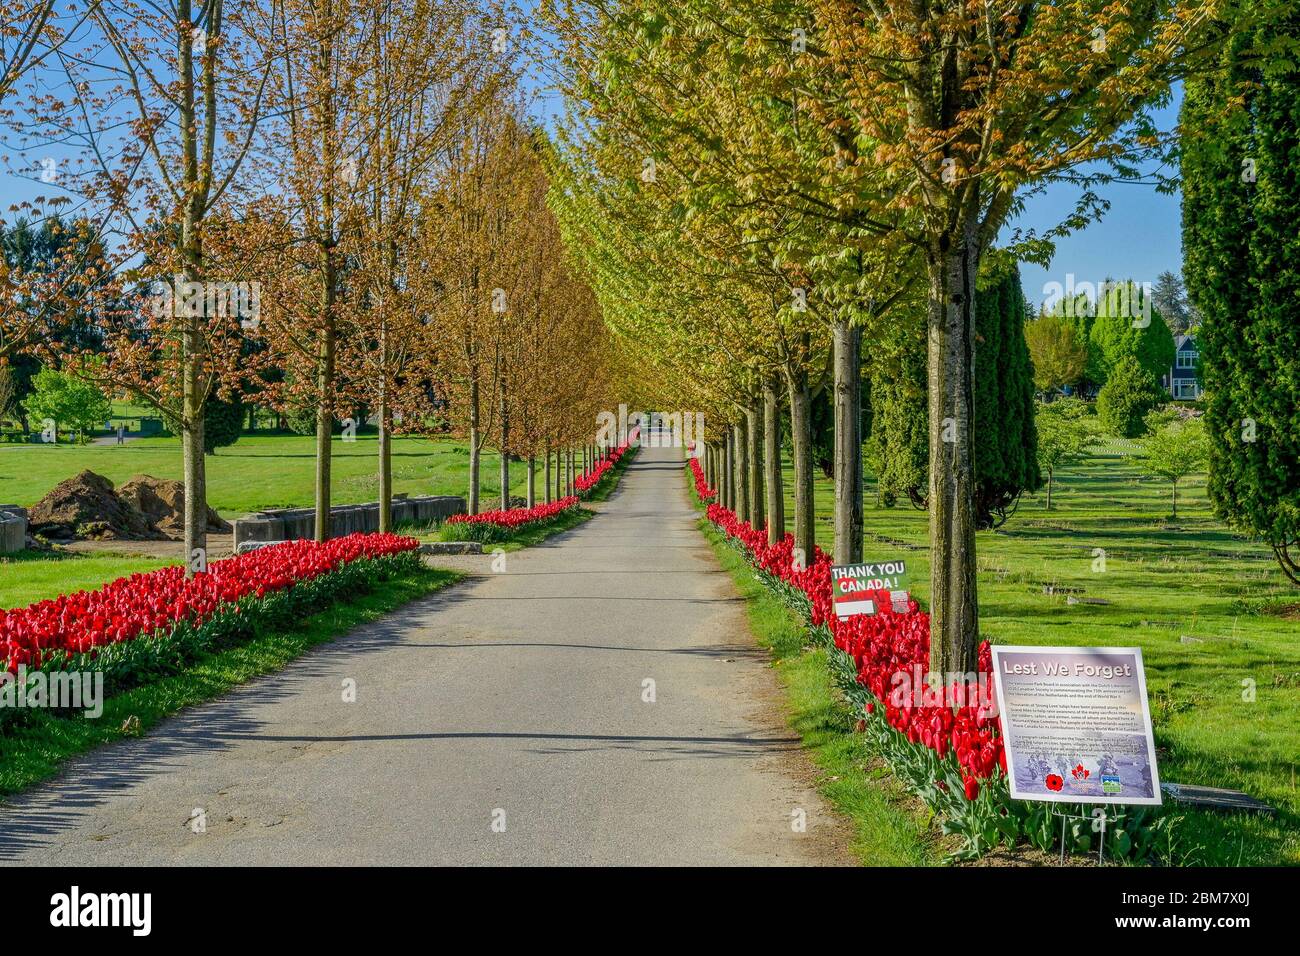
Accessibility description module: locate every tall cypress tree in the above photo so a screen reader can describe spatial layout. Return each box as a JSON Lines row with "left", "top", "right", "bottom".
{"left": 972, "top": 259, "right": 1042, "bottom": 528}
{"left": 1182, "top": 16, "right": 1300, "bottom": 585}
{"left": 864, "top": 257, "right": 1040, "bottom": 527}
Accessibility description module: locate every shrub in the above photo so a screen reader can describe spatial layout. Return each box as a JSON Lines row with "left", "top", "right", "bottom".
{"left": 1097, "top": 355, "right": 1163, "bottom": 437}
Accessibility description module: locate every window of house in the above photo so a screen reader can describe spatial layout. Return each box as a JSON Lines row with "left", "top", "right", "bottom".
{"left": 1175, "top": 380, "right": 1199, "bottom": 400}
{"left": 1176, "top": 351, "right": 1197, "bottom": 369}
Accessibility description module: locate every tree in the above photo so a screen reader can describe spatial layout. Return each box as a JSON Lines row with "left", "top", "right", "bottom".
{"left": 1152, "top": 270, "right": 1196, "bottom": 334}
{"left": 1097, "top": 356, "right": 1163, "bottom": 438}
{"left": 1088, "top": 281, "right": 1177, "bottom": 385}
{"left": 21, "top": 367, "right": 110, "bottom": 443}
{"left": 1182, "top": 7, "right": 1300, "bottom": 584}
{"left": 0, "top": 364, "right": 18, "bottom": 422}
{"left": 1035, "top": 398, "right": 1096, "bottom": 510}
{"left": 864, "top": 259, "right": 1042, "bottom": 528}
{"left": 1025, "top": 313, "right": 1088, "bottom": 398}
{"left": 31, "top": 4, "right": 277, "bottom": 571}
{"left": 972, "top": 261, "right": 1042, "bottom": 528}
{"left": 545, "top": 0, "right": 916, "bottom": 563}
{"left": 1139, "top": 415, "right": 1209, "bottom": 519}
{"left": 865, "top": 333, "right": 927, "bottom": 508}
{"left": 251, "top": 0, "right": 375, "bottom": 542}
{"left": 807, "top": 0, "right": 1205, "bottom": 673}
{"left": 203, "top": 395, "right": 245, "bottom": 454}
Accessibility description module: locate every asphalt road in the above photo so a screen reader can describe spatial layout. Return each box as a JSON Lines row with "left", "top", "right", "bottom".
{"left": 0, "top": 444, "right": 850, "bottom": 866}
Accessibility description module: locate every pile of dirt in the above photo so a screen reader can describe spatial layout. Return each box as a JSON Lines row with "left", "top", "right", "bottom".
{"left": 119, "top": 475, "right": 231, "bottom": 535}
{"left": 28, "top": 471, "right": 166, "bottom": 542}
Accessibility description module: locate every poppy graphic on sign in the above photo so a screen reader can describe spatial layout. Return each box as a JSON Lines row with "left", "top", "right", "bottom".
{"left": 830, "top": 560, "right": 910, "bottom": 618}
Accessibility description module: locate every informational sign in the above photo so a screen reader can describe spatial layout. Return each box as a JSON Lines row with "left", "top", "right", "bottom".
{"left": 991, "top": 646, "right": 1161, "bottom": 805}
{"left": 830, "top": 560, "right": 910, "bottom": 618}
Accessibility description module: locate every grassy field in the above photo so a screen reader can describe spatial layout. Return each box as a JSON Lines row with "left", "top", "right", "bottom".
{"left": 1, "top": 446, "right": 636, "bottom": 610}
{"left": 755, "top": 443, "right": 1299, "bottom": 864}
{"left": 0, "top": 551, "right": 174, "bottom": 609}
{"left": 0, "top": 433, "right": 531, "bottom": 517}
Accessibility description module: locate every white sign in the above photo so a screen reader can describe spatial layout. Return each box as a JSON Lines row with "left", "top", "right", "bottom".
{"left": 991, "top": 645, "right": 1161, "bottom": 806}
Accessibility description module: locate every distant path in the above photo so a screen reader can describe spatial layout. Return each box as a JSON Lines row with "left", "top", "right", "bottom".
{"left": 90, "top": 433, "right": 142, "bottom": 446}
{"left": 0, "top": 445, "right": 851, "bottom": 866}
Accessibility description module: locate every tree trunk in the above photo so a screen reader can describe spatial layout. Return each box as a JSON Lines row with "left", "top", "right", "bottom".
{"left": 1171, "top": 479, "right": 1177, "bottom": 519}
{"left": 734, "top": 422, "right": 749, "bottom": 523}
{"left": 723, "top": 428, "right": 734, "bottom": 510}
{"left": 785, "top": 365, "right": 815, "bottom": 561}
{"left": 468, "top": 375, "right": 480, "bottom": 515}
{"left": 925, "top": 223, "right": 980, "bottom": 676}
{"left": 763, "top": 378, "right": 785, "bottom": 544}
{"left": 1046, "top": 470, "right": 1054, "bottom": 511}
{"left": 833, "top": 318, "right": 864, "bottom": 563}
{"left": 543, "top": 446, "right": 552, "bottom": 504}
{"left": 313, "top": 321, "right": 335, "bottom": 543}
{"left": 378, "top": 390, "right": 392, "bottom": 533}
{"left": 182, "top": 325, "right": 207, "bottom": 573}
{"left": 527, "top": 456, "right": 536, "bottom": 508}
{"left": 499, "top": 378, "right": 510, "bottom": 511}
{"left": 746, "top": 401, "right": 763, "bottom": 531}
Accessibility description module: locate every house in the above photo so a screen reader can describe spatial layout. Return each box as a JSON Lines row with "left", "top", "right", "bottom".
{"left": 1163, "top": 333, "right": 1203, "bottom": 400}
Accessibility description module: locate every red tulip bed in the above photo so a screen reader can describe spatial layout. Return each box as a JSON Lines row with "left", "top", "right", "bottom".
{"left": 443, "top": 496, "right": 583, "bottom": 543}
{"left": 686, "top": 446, "right": 716, "bottom": 502}
{"left": 575, "top": 440, "right": 634, "bottom": 496}
{"left": 0, "top": 533, "right": 421, "bottom": 727}
{"left": 686, "top": 456, "right": 1169, "bottom": 860}
{"left": 442, "top": 440, "right": 637, "bottom": 544}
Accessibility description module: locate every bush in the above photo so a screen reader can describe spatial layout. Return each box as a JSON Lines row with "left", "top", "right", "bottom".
{"left": 21, "top": 368, "right": 111, "bottom": 443}
{"left": 1097, "top": 355, "right": 1163, "bottom": 437}
{"left": 204, "top": 395, "right": 245, "bottom": 453}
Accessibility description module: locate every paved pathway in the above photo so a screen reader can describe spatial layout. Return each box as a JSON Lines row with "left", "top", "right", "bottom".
{"left": 0, "top": 445, "right": 851, "bottom": 866}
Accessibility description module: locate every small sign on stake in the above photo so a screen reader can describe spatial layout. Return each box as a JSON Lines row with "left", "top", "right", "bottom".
{"left": 991, "top": 645, "right": 1161, "bottom": 807}
{"left": 830, "top": 560, "right": 910, "bottom": 618}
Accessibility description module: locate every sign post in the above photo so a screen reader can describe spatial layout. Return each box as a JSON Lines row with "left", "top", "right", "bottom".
{"left": 991, "top": 645, "right": 1162, "bottom": 863}
{"left": 830, "top": 560, "right": 910, "bottom": 618}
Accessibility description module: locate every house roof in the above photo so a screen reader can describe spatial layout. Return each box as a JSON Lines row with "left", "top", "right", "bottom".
{"left": 1176, "top": 333, "right": 1197, "bottom": 351}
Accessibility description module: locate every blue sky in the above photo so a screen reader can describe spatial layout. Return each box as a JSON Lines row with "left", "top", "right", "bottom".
{"left": 3, "top": 33, "right": 1186, "bottom": 305}
{"left": 1006, "top": 90, "right": 1184, "bottom": 308}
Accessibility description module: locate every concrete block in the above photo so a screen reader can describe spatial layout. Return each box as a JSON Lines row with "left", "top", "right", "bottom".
{"left": 236, "top": 540, "right": 287, "bottom": 554}
{"left": 419, "top": 541, "right": 483, "bottom": 555}
{"left": 233, "top": 495, "right": 467, "bottom": 546}
{"left": 0, "top": 513, "right": 26, "bottom": 554}
{"left": 233, "top": 515, "right": 283, "bottom": 549}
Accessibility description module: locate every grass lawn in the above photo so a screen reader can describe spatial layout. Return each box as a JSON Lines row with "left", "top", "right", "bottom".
{"left": 0, "top": 565, "right": 460, "bottom": 795}
{"left": 1, "top": 551, "right": 175, "bottom": 610}
{"left": 0, "top": 433, "right": 531, "bottom": 518}
{"left": 727, "top": 442, "right": 1299, "bottom": 865}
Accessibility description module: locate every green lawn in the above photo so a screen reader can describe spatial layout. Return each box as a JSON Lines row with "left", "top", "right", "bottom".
{"left": 0, "top": 551, "right": 175, "bottom": 609}
{"left": 760, "top": 444, "right": 1299, "bottom": 864}
{"left": 0, "top": 433, "right": 531, "bottom": 518}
